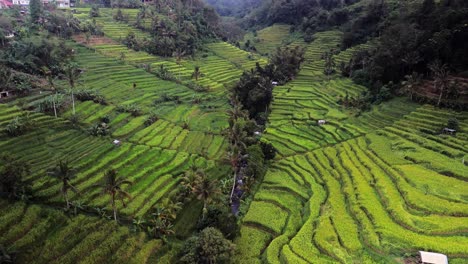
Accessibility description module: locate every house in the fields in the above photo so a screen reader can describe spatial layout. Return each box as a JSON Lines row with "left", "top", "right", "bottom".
{"left": 442, "top": 127, "right": 456, "bottom": 135}
{"left": 0, "top": 90, "right": 14, "bottom": 99}
{"left": 318, "top": 120, "right": 326, "bottom": 125}
{"left": 419, "top": 251, "right": 448, "bottom": 264}
{"left": 12, "top": 0, "right": 70, "bottom": 7}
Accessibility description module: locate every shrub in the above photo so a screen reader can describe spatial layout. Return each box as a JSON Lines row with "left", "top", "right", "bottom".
{"left": 179, "top": 227, "right": 235, "bottom": 264}
{"left": 4, "top": 113, "right": 35, "bottom": 137}
{"left": 144, "top": 112, "right": 159, "bottom": 127}
{"left": 75, "top": 89, "right": 107, "bottom": 105}
{"left": 447, "top": 118, "right": 459, "bottom": 130}
{"left": 89, "top": 5, "right": 99, "bottom": 17}
{"left": 116, "top": 104, "right": 142, "bottom": 117}
{"left": 34, "top": 94, "right": 66, "bottom": 114}
{"left": 88, "top": 122, "right": 110, "bottom": 136}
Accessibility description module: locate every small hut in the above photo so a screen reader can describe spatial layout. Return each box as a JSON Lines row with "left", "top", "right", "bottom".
{"left": 419, "top": 251, "right": 448, "bottom": 264}
{"left": 318, "top": 120, "right": 326, "bottom": 126}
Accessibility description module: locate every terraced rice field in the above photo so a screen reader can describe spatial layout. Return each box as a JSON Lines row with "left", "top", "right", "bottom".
{"left": 235, "top": 30, "right": 468, "bottom": 263}
{"left": 0, "top": 200, "right": 161, "bottom": 264}
{"left": 243, "top": 24, "right": 296, "bottom": 55}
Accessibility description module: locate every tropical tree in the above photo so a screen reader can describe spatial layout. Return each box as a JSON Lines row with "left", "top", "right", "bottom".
{"left": 42, "top": 66, "right": 58, "bottom": 118}
{"left": 47, "top": 160, "right": 79, "bottom": 209}
{"left": 173, "top": 49, "right": 185, "bottom": 80}
{"left": 29, "top": 0, "right": 43, "bottom": 24}
{"left": 192, "top": 170, "right": 220, "bottom": 219}
{"left": 429, "top": 61, "right": 449, "bottom": 107}
{"left": 323, "top": 50, "right": 336, "bottom": 81}
{"left": 95, "top": 169, "right": 132, "bottom": 222}
{"left": 179, "top": 227, "right": 235, "bottom": 264}
{"left": 191, "top": 66, "right": 201, "bottom": 81}
{"left": 63, "top": 62, "right": 82, "bottom": 115}
{"left": 401, "top": 71, "right": 422, "bottom": 101}
{"left": 0, "top": 154, "right": 30, "bottom": 200}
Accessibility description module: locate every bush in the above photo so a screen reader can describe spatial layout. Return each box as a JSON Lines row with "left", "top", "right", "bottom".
{"left": 88, "top": 122, "right": 110, "bottom": 136}
{"left": 196, "top": 206, "right": 240, "bottom": 240}
{"left": 4, "top": 113, "right": 35, "bottom": 137}
{"left": 179, "top": 227, "right": 235, "bottom": 264}
{"left": 260, "top": 141, "right": 277, "bottom": 160}
{"left": 34, "top": 94, "right": 66, "bottom": 114}
{"left": 447, "top": 118, "right": 459, "bottom": 130}
{"left": 116, "top": 104, "right": 142, "bottom": 117}
{"left": 89, "top": 5, "right": 99, "bottom": 17}
{"left": 144, "top": 113, "right": 159, "bottom": 127}
{"left": 75, "top": 89, "right": 107, "bottom": 105}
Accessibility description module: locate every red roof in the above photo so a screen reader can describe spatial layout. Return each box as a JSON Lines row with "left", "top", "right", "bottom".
{"left": 0, "top": 0, "right": 13, "bottom": 7}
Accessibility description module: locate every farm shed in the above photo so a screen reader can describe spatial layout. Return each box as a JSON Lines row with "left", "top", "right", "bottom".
{"left": 419, "top": 251, "right": 448, "bottom": 264}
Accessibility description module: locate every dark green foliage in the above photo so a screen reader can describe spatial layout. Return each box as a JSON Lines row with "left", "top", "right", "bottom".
{"left": 122, "top": 32, "right": 140, "bottom": 51}
{"left": 346, "top": 0, "right": 468, "bottom": 89}
{"left": 245, "top": 144, "right": 266, "bottom": 179}
{"left": 88, "top": 122, "right": 110, "bottom": 136}
{"left": 75, "top": 89, "right": 107, "bottom": 105}
{"left": 44, "top": 12, "right": 81, "bottom": 38}
{"left": 447, "top": 118, "right": 459, "bottom": 130}
{"left": 4, "top": 113, "right": 35, "bottom": 137}
{"left": 0, "top": 36, "right": 73, "bottom": 76}
{"left": 29, "top": 0, "right": 43, "bottom": 24}
{"left": 234, "top": 46, "right": 305, "bottom": 121}
{"left": 179, "top": 227, "right": 235, "bottom": 264}
{"left": 196, "top": 206, "right": 240, "bottom": 240}
{"left": 34, "top": 94, "right": 66, "bottom": 114}
{"left": 116, "top": 104, "right": 142, "bottom": 117}
{"left": 89, "top": 5, "right": 100, "bottom": 18}
{"left": 144, "top": 112, "right": 159, "bottom": 127}
{"left": 0, "top": 154, "right": 31, "bottom": 199}
{"left": 260, "top": 141, "right": 276, "bottom": 160}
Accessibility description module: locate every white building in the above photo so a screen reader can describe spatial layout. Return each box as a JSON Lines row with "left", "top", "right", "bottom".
{"left": 12, "top": 0, "right": 70, "bottom": 8}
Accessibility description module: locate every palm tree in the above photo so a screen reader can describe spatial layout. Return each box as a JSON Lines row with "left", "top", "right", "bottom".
{"left": 429, "top": 61, "right": 449, "bottom": 107}
{"left": 401, "top": 72, "right": 422, "bottom": 101}
{"left": 323, "top": 50, "right": 336, "bottom": 81}
{"left": 191, "top": 170, "right": 220, "bottom": 219}
{"left": 42, "top": 66, "right": 58, "bottom": 118}
{"left": 95, "top": 169, "right": 132, "bottom": 222}
{"left": 48, "top": 160, "right": 79, "bottom": 209}
{"left": 191, "top": 66, "right": 201, "bottom": 81}
{"left": 173, "top": 49, "right": 185, "bottom": 80}
{"left": 64, "top": 62, "right": 82, "bottom": 115}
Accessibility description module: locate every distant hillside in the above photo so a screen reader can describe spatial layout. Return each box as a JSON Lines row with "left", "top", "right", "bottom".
{"left": 204, "top": 0, "right": 262, "bottom": 17}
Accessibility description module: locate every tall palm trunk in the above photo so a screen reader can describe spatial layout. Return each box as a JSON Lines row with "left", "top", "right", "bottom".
{"left": 230, "top": 169, "right": 237, "bottom": 202}
{"left": 71, "top": 90, "right": 76, "bottom": 115}
{"left": 437, "top": 88, "right": 443, "bottom": 107}
{"left": 112, "top": 192, "right": 117, "bottom": 221}
{"left": 64, "top": 191, "right": 69, "bottom": 209}
{"left": 53, "top": 92, "right": 57, "bottom": 118}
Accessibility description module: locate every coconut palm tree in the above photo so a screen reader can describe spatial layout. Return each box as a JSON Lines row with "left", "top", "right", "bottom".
{"left": 173, "top": 49, "right": 185, "bottom": 80}
{"left": 429, "top": 61, "right": 449, "bottom": 107}
{"left": 47, "top": 160, "right": 79, "bottom": 209}
{"left": 95, "top": 169, "right": 132, "bottom": 222}
{"left": 42, "top": 66, "right": 58, "bottom": 118}
{"left": 191, "top": 170, "right": 220, "bottom": 219}
{"left": 191, "top": 66, "right": 201, "bottom": 81}
{"left": 402, "top": 71, "right": 422, "bottom": 101}
{"left": 63, "top": 62, "right": 82, "bottom": 115}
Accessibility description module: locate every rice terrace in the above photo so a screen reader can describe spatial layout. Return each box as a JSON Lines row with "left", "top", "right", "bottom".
{"left": 0, "top": 0, "right": 467, "bottom": 263}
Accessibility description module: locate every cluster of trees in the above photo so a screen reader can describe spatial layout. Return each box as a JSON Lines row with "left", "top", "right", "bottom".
{"left": 234, "top": 46, "right": 305, "bottom": 122}
{"left": 113, "top": 1, "right": 221, "bottom": 57}
{"left": 340, "top": 0, "right": 468, "bottom": 108}
{"left": 205, "top": 0, "right": 262, "bottom": 17}
{"left": 224, "top": 46, "right": 304, "bottom": 219}
{"left": 240, "top": 0, "right": 358, "bottom": 38}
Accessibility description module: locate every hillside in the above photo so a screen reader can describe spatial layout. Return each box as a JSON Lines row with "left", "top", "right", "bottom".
{"left": 0, "top": 1, "right": 468, "bottom": 263}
